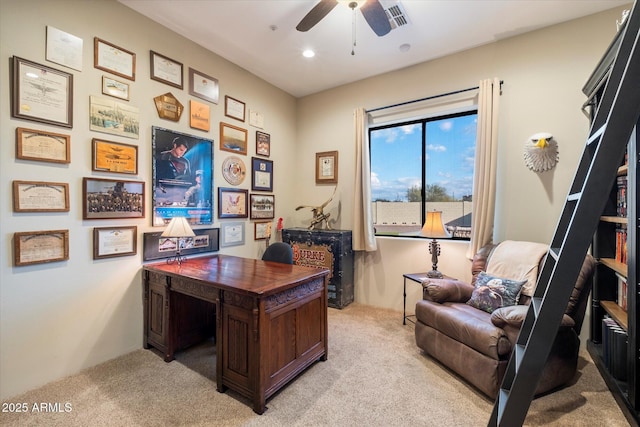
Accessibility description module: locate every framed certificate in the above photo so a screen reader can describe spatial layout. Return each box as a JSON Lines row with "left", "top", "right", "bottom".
{"left": 14, "top": 229, "right": 69, "bottom": 266}
{"left": 150, "top": 50, "right": 183, "bottom": 89}
{"left": 11, "top": 56, "right": 73, "bottom": 128}
{"left": 225, "top": 95, "right": 245, "bottom": 122}
{"left": 220, "top": 222, "right": 245, "bottom": 247}
{"left": 315, "top": 150, "right": 338, "bottom": 184}
{"left": 188, "top": 67, "right": 219, "bottom": 104}
{"left": 251, "top": 157, "right": 273, "bottom": 192}
{"left": 13, "top": 180, "right": 70, "bottom": 212}
{"left": 93, "top": 226, "right": 137, "bottom": 259}
{"left": 92, "top": 138, "right": 138, "bottom": 175}
{"left": 16, "top": 127, "right": 70, "bottom": 164}
{"left": 94, "top": 37, "right": 136, "bottom": 80}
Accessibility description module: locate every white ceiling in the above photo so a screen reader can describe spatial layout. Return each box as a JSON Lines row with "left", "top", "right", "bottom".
{"left": 119, "top": 0, "right": 629, "bottom": 98}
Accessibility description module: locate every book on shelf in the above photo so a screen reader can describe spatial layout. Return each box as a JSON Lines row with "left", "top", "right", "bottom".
{"left": 602, "top": 316, "right": 628, "bottom": 381}
{"left": 616, "top": 272, "right": 628, "bottom": 311}
{"left": 617, "top": 175, "right": 627, "bottom": 217}
{"left": 615, "top": 224, "right": 628, "bottom": 264}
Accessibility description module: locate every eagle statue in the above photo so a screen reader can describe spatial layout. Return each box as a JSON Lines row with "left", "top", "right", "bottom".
{"left": 295, "top": 186, "right": 336, "bottom": 230}
{"left": 524, "top": 132, "right": 558, "bottom": 172}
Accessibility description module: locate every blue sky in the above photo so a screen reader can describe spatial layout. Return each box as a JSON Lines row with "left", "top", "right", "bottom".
{"left": 370, "top": 114, "right": 477, "bottom": 202}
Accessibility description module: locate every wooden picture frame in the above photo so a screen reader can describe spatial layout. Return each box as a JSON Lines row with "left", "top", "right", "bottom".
{"left": 315, "top": 150, "right": 338, "bottom": 184}
{"left": 220, "top": 222, "right": 245, "bottom": 247}
{"left": 142, "top": 228, "right": 219, "bottom": 261}
{"left": 218, "top": 187, "right": 248, "bottom": 219}
{"left": 11, "top": 56, "right": 73, "bottom": 128}
{"left": 150, "top": 50, "right": 183, "bottom": 89}
{"left": 92, "top": 138, "right": 138, "bottom": 175}
{"left": 94, "top": 37, "right": 135, "bottom": 80}
{"left": 90, "top": 95, "right": 140, "bottom": 139}
{"left": 254, "top": 221, "right": 272, "bottom": 240}
{"left": 250, "top": 194, "right": 275, "bottom": 219}
{"left": 220, "top": 122, "right": 248, "bottom": 155}
{"left": 102, "top": 76, "right": 130, "bottom": 100}
{"left": 83, "top": 177, "right": 145, "bottom": 220}
{"left": 256, "top": 131, "right": 270, "bottom": 157}
{"left": 13, "top": 180, "right": 70, "bottom": 212}
{"left": 14, "top": 229, "right": 69, "bottom": 266}
{"left": 251, "top": 157, "right": 273, "bottom": 192}
{"left": 189, "top": 99, "right": 211, "bottom": 131}
{"left": 93, "top": 226, "right": 137, "bottom": 259}
{"left": 153, "top": 92, "right": 183, "bottom": 122}
{"left": 16, "top": 127, "right": 70, "bottom": 164}
{"left": 188, "top": 67, "right": 219, "bottom": 104}
{"left": 225, "top": 95, "right": 245, "bottom": 122}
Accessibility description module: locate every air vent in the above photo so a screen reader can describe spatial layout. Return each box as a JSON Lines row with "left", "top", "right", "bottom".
{"left": 383, "top": 2, "right": 410, "bottom": 30}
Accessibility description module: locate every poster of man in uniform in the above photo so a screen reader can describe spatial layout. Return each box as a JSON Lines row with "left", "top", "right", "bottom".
{"left": 152, "top": 126, "right": 213, "bottom": 226}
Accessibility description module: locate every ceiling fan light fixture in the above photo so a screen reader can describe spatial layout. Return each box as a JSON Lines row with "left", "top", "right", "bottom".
{"left": 338, "top": 0, "right": 366, "bottom": 10}
{"left": 302, "top": 49, "right": 316, "bottom": 58}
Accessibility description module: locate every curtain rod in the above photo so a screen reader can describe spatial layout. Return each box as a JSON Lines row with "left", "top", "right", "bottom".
{"left": 365, "top": 80, "right": 503, "bottom": 114}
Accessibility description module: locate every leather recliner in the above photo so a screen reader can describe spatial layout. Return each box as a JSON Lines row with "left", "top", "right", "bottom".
{"left": 414, "top": 241, "right": 595, "bottom": 399}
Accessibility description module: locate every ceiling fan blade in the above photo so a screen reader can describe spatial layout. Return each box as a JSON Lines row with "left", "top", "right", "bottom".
{"left": 296, "top": 0, "right": 339, "bottom": 32}
{"left": 360, "top": 0, "right": 392, "bottom": 36}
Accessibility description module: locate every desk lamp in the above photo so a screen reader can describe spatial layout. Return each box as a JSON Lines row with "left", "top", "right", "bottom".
{"left": 161, "top": 216, "right": 195, "bottom": 265}
{"left": 420, "top": 210, "right": 451, "bottom": 278}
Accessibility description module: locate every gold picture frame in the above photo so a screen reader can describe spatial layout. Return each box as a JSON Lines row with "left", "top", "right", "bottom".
{"left": 13, "top": 180, "right": 70, "bottom": 212}
{"left": 14, "top": 229, "right": 69, "bottom": 266}
{"left": 92, "top": 138, "right": 138, "bottom": 175}
{"left": 315, "top": 150, "right": 338, "bottom": 184}
{"left": 16, "top": 127, "right": 70, "bottom": 164}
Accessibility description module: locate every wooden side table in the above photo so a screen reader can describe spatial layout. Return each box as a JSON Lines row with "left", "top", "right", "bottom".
{"left": 403, "top": 272, "right": 453, "bottom": 325}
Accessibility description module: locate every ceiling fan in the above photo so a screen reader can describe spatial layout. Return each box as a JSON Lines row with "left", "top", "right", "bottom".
{"left": 296, "top": 0, "right": 392, "bottom": 36}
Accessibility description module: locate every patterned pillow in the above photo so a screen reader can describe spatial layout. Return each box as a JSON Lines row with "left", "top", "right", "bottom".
{"left": 466, "top": 271, "right": 527, "bottom": 314}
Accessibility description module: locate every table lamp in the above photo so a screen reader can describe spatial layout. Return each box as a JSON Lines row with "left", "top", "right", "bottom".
{"left": 161, "top": 216, "right": 195, "bottom": 265}
{"left": 420, "top": 210, "right": 451, "bottom": 278}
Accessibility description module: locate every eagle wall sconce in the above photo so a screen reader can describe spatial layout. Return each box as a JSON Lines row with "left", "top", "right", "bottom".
{"left": 523, "top": 132, "right": 558, "bottom": 172}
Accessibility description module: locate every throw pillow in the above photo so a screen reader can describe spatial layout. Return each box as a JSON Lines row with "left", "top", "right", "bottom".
{"left": 466, "top": 271, "right": 527, "bottom": 314}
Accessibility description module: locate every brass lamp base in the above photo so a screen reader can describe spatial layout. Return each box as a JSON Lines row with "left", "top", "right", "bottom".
{"left": 426, "top": 269, "right": 443, "bottom": 279}
{"left": 166, "top": 251, "right": 187, "bottom": 265}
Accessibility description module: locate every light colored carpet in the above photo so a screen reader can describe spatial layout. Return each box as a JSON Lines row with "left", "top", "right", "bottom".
{"left": 0, "top": 303, "right": 630, "bottom": 426}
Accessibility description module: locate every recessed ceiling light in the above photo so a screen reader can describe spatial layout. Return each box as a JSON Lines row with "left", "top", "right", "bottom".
{"left": 303, "top": 49, "right": 315, "bottom": 58}
{"left": 399, "top": 43, "right": 411, "bottom": 53}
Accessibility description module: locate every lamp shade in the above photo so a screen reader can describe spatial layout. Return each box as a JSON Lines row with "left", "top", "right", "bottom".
{"left": 161, "top": 217, "right": 195, "bottom": 238}
{"left": 420, "top": 210, "right": 450, "bottom": 239}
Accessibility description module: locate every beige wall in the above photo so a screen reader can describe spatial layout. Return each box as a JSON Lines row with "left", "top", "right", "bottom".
{"left": 0, "top": 0, "right": 630, "bottom": 400}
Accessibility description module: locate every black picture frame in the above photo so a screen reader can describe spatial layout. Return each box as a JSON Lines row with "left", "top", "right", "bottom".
{"left": 218, "top": 187, "right": 248, "bottom": 218}
{"left": 251, "top": 157, "right": 273, "bottom": 192}
{"left": 142, "top": 228, "right": 219, "bottom": 261}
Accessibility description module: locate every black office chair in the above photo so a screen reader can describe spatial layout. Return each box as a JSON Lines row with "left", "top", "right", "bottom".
{"left": 262, "top": 242, "right": 294, "bottom": 264}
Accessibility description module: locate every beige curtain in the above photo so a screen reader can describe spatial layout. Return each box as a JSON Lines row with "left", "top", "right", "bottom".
{"left": 353, "top": 107, "right": 377, "bottom": 251}
{"left": 466, "top": 78, "right": 501, "bottom": 259}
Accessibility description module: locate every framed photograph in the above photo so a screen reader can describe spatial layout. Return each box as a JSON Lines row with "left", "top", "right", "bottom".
{"left": 14, "top": 229, "right": 69, "bottom": 267}
{"left": 190, "top": 99, "right": 210, "bottom": 131}
{"left": 220, "top": 122, "right": 248, "bottom": 155}
{"left": 46, "top": 26, "right": 83, "bottom": 72}
{"left": 11, "top": 56, "right": 73, "bottom": 128}
{"left": 92, "top": 138, "right": 138, "bottom": 175}
{"left": 256, "top": 131, "right": 270, "bottom": 157}
{"left": 143, "top": 228, "right": 219, "bottom": 261}
{"left": 152, "top": 127, "right": 214, "bottom": 226}
{"left": 83, "top": 177, "right": 145, "bottom": 220}
{"left": 94, "top": 37, "right": 136, "bottom": 81}
{"left": 16, "top": 127, "right": 70, "bottom": 164}
{"left": 93, "top": 226, "right": 137, "bottom": 259}
{"left": 254, "top": 221, "right": 272, "bottom": 240}
{"left": 316, "top": 150, "right": 338, "bottom": 184}
{"left": 252, "top": 157, "right": 273, "bottom": 192}
{"left": 220, "top": 222, "right": 245, "bottom": 248}
{"left": 218, "top": 187, "right": 248, "bottom": 219}
{"left": 90, "top": 95, "right": 140, "bottom": 139}
{"left": 250, "top": 194, "right": 275, "bottom": 219}
{"left": 225, "top": 95, "right": 245, "bottom": 122}
{"left": 13, "top": 180, "right": 69, "bottom": 212}
{"left": 102, "top": 76, "right": 129, "bottom": 100}
{"left": 150, "top": 50, "right": 183, "bottom": 89}
{"left": 188, "top": 67, "right": 219, "bottom": 104}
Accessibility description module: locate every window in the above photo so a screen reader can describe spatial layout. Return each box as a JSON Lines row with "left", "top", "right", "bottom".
{"left": 369, "top": 110, "right": 477, "bottom": 239}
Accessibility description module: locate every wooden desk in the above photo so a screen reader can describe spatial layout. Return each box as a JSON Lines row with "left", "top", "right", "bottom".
{"left": 142, "top": 255, "right": 329, "bottom": 414}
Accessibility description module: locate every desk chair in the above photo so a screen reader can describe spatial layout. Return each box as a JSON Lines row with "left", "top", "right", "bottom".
{"left": 262, "top": 242, "right": 293, "bottom": 264}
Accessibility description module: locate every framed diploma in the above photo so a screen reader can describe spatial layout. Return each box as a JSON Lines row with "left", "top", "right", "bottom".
{"left": 13, "top": 181, "right": 70, "bottom": 212}
{"left": 150, "top": 51, "right": 183, "bottom": 89}
{"left": 16, "top": 127, "right": 70, "bottom": 164}
{"left": 254, "top": 221, "right": 272, "bottom": 240}
{"left": 225, "top": 95, "right": 246, "bottom": 122}
{"left": 315, "top": 150, "right": 338, "bottom": 184}
{"left": 11, "top": 56, "right": 73, "bottom": 128}
{"left": 92, "top": 138, "right": 138, "bottom": 175}
{"left": 220, "top": 222, "right": 245, "bottom": 248}
{"left": 188, "top": 67, "right": 219, "bottom": 104}
{"left": 94, "top": 37, "right": 136, "bottom": 81}
{"left": 251, "top": 157, "right": 273, "bottom": 192}
{"left": 14, "top": 229, "right": 69, "bottom": 266}
{"left": 93, "top": 226, "right": 137, "bottom": 259}
{"left": 46, "top": 26, "right": 83, "bottom": 72}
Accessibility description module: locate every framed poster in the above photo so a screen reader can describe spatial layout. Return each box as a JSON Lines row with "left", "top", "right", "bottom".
{"left": 188, "top": 67, "right": 219, "bottom": 104}
{"left": 13, "top": 181, "right": 69, "bottom": 212}
{"left": 218, "top": 187, "right": 248, "bottom": 219}
{"left": 92, "top": 138, "right": 138, "bottom": 174}
{"left": 152, "top": 127, "right": 214, "bottom": 226}
{"left": 316, "top": 150, "right": 338, "bottom": 184}
{"left": 251, "top": 157, "right": 273, "bottom": 192}
{"left": 220, "top": 122, "right": 247, "bottom": 155}
{"left": 224, "top": 95, "right": 245, "bottom": 121}
{"left": 83, "top": 177, "right": 145, "bottom": 220}
{"left": 16, "top": 127, "right": 70, "bottom": 164}
{"left": 102, "top": 76, "right": 129, "bottom": 100}
{"left": 14, "top": 229, "right": 69, "bottom": 266}
{"left": 94, "top": 37, "right": 136, "bottom": 80}
{"left": 189, "top": 100, "right": 210, "bottom": 131}
{"left": 90, "top": 95, "right": 140, "bottom": 139}
{"left": 220, "top": 222, "right": 245, "bottom": 248}
{"left": 142, "top": 228, "right": 219, "bottom": 261}
{"left": 11, "top": 56, "right": 73, "bottom": 128}
{"left": 250, "top": 194, "right": 275, "bottom": 219}
{"left": 256, "top": 131, "right": 270, "bottom": 157}
{"left": 150, "top": 51, "right": 183, "bottom": 89}
{"left": 93, "top": 226, "right": 137, "bottom": 259}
